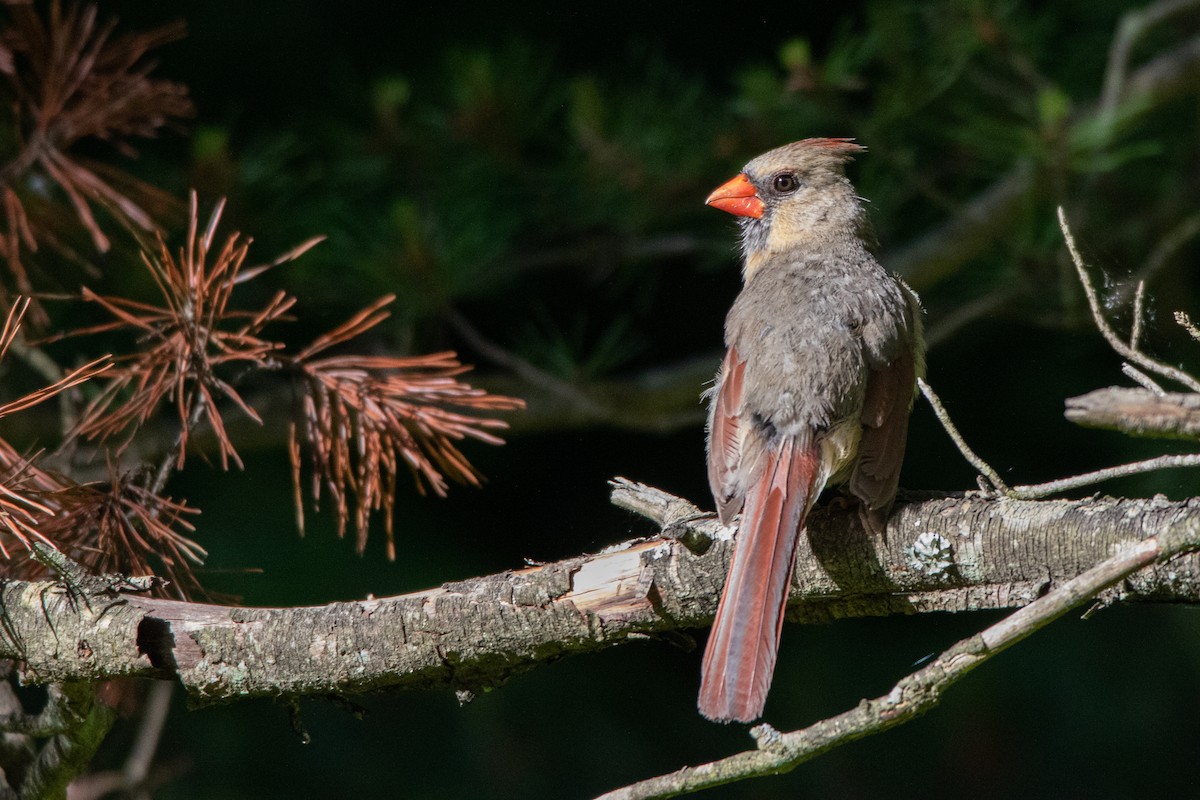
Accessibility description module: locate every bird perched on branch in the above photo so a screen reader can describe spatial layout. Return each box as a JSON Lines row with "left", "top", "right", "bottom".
{"left": 699, "top": 138, "right": 924, "bottom": 723}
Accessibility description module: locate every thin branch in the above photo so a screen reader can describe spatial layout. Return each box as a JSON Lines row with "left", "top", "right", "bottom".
{"left": 916, "top": 377, "right": 1010, "bottom": 494}
{"left": 121, "top": 681, "right": 173, "bottom": 791}
{"left": 1130, "top": 280, "right": 1146, "bottom": 350}
{"left": 922, "top": 377, "right": 1200, "bottom": 499}
{"left": 65, "top": 680, "right": 179, "bottom": 800}
{"left": 1009, "top": 454, "right": 1200, "bottom": 498}
{"left": 148, "top": 390, "right": 208, "bottom": 498}
{"left": 1120, "top": 363, "right": 1164, "bottom": 395}
{"left": 594, "top": 518, "right": 1200, "bottom": 800}
{"left": 608, "top": 477, "right": 707, "bottom": 528}
{"left": 1058, "top": 206, "right": 1200, "bottom": 393}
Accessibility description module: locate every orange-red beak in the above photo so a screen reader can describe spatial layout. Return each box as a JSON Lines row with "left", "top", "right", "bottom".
{"left": 705, "top": 173, "right": 764, "bottom": 219}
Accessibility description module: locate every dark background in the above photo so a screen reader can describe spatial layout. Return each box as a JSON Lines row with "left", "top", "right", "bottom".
{"left": 37, "top": 1, "right": 1200, "bottom": 797}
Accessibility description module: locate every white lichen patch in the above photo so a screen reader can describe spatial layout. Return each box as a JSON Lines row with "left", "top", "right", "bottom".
{"left": 906, "top": 531, "right": 956, "bottom": 578}
{"left": 712, "top": 521, "right": 738, "bottom": 542}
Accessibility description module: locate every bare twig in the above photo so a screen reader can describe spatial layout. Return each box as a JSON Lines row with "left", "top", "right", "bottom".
{"left": 1120, "top": 363, "right": 1165, "bottom": 395}
{"left": 121, "top": 681, "right": 173, "bottom": 792}
{"left": 923, "top": 374, "right": 1200, "bottom": 498}
{"left": 1010, "top": 454, "right": 1200, "bottom": 498}
{"left": 923, "top": 211, "right": 1200, "bottom": 498}
{"left": 1129, "top": 281, "right": 1146, "bottom": 350}
{"left": 1058, "top": 206, "right": 1200, "bottom": 393}
{"left": 148, "top": 391, "right": 209, "bottom": 499}
{"left": 608, "top": 477, "right": 708, "bottom": 529}
{"left": 594, "top": 518, "right": 1200, "bottom": 800}
{"left": 916, "top": 378, "right": 1011, "bottom": 494}
{"left": 921, "top": 379, "right": 1200, "bottom": 499}
{"left": 57, "top": 680, "right": 179, "bottom": 800}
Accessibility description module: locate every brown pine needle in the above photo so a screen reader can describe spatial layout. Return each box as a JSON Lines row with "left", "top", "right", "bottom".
{"left": 73, "top": 193, "right": 314, "bottom": 469}
{"left": 0, "top": 1, "right": 192, "bottom": 317}
{"left": 0, "top": 298, "right": 109, "bottom": 554}
{"left": 288, "top": 299, "right": 524, "bottom": 556}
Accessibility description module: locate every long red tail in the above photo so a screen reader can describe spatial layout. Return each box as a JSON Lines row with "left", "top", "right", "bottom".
{"left": 698, "top": 438, "right": 819, "bottom": 723}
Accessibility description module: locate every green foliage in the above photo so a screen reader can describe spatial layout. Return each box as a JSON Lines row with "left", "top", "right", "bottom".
{"left": 516, "top": 306, "right": 645, "bottom": 381}
{"left": 124, "top": 0, "right": 1200, "bottom": 384}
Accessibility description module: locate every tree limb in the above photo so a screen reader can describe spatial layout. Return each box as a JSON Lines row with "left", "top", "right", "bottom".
{"left": 594, "top": 513, "right": 1200, "bottom": 800}
{"left": 3, "top": 481, "right": 1200, "bottom": 709}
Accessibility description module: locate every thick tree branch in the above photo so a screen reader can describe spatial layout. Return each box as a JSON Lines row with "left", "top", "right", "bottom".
{"left": 3, "top": 482, "right": 1200, "bottom": 709}
{"left": 595, "top": 513, "right": 1200, "bottom": 800}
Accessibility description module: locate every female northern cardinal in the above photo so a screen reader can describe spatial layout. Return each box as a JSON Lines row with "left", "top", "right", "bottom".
{"left": 699, "top": 139, "right": 924, "bottom": 723}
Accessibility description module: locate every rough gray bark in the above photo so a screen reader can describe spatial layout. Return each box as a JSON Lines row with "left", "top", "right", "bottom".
{"left": 2, "top": 481, "right": 1200, "bottom": 708}
{"left": 1067, "top": 386, "right": 1200, "bottom": 440}
{"left": 596, "top": 512, "right": 1200, "bottom": 800}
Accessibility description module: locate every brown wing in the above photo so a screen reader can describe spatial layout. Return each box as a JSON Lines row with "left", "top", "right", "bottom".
{"left": 849, "top": 345, "right": 916, "bottom": 535}
{"left": 707, "top": 348, "right": 748, "bottom": 526}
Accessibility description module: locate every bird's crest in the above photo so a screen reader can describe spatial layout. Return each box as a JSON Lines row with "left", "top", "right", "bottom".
{"left": 742, "top": 138, "right": 866, "bottom": 179}
{"left": 795, "top": 137, "right": 865, "bottom": 161}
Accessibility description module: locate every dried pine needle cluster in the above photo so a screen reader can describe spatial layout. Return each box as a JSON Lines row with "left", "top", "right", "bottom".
{"left": 291, "top": 297, "right": 523, "bottom": 558}
{"left": 70, "top": 196, "right": 312, "bottom": 470}
{"left": 0, "top": 3, "right": 524, "bottom": 594}
{"left": 0, "top": 1, "right": 192, "bottom": 309}
{"left": 0, "top": 299, "right": 109, "bottom": 555}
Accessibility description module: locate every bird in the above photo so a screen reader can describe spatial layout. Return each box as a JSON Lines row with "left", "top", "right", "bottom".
{"left": 698, "top": 138, "right": 924, "bottom": 723}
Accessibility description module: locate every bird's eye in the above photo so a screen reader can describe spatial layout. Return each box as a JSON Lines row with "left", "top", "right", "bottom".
{"left": 772, "top": 173, "right": 800, "bottom": 193}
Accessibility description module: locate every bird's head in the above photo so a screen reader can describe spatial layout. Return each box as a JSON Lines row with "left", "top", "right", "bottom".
{"left": 706, "top": 138, "right": 870, "bottom": 280}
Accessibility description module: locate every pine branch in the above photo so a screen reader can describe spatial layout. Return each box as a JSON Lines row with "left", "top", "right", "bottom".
{"left": 892, "top": 27, "right": 1200, "bottom": 290}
